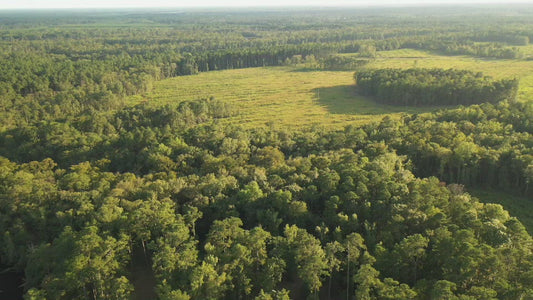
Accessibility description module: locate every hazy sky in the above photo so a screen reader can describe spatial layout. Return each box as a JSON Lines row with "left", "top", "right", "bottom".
{"left": 1, "top": 0, "right": 532, "bottom": 9}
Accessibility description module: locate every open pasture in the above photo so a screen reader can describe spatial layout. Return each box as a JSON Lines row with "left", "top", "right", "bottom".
{"left": 129, "top": 66, "right": 437, "bottom": 129}
{"left": 129, "top": 48, "right": 533, "bottom": 129}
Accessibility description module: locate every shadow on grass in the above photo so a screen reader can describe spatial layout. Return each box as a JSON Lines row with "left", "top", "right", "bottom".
{"left": 315, "top": 85, "right": 445, "bottom": 115}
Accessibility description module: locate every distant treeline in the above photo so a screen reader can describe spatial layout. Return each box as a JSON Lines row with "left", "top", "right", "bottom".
{"left": 467, "top": 31, "right": 530, "bottom": 46}
{"left": 1, "top": 12, "right": 531, "bottom": 129}
{"left": 402, "top": 39, "right": 525, "bottom": 59}
{"left": 355, "top": 68, "right": 519, "bottom": 106}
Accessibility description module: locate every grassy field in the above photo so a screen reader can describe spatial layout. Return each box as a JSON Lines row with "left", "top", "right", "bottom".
{"left": 129, "top": 66, "right": 439, "bottom": 129}
{"left": 129, "top": 48, "right": 533, "bottom": 129}
{"left": 369, "top": 48, "right": 533, "bottom": 79}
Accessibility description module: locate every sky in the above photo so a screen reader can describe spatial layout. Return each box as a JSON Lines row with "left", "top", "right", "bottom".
{"left": 0, "top": 0, "right": 532, "bottom": 9}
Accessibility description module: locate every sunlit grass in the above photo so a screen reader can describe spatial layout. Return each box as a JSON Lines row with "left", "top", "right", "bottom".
{"left": 128, "top": 66, "right": 442, "bottom": 129}
{"left": 127, "top": 49, "right": 533, "bottom": 129}
{"left": 517, "top": 44, "right": 533, "bottom": 56}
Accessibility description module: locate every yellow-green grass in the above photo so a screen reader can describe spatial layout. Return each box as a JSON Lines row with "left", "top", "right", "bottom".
{"left": 128, "top": 66, "right": 438, "bottom": 129}
{"left": 127, "top": 49, "right": 533, "bottom": 129}
{"left": 470, "top": 188, "right": 533, "bottom": 234}
{"left": 518, "top": 44, "right": 533, "bottom": 56}
{"left": 339, "top": 48, "right": 433, "bottom": 59}
{"left": 368, "top": 51, "right": 533, "bottom": 79}
{"left": 376, "top": 49, "right": 433, "bottom": 58}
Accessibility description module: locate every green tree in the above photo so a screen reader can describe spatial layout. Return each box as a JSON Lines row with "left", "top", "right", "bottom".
{"left": 283, "top": 224, "right": 329, "bottom": 297}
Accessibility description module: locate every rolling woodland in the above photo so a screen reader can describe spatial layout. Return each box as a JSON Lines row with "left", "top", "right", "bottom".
{"left": 1, "top": 5, "right": 533, "bottom": 300}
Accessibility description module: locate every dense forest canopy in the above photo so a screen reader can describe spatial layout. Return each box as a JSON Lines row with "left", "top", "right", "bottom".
{"left": 355, "top": 68, "right": 519, "bottom": 106}
{"left": 1, "top": 6, "right": 533, "bottom": 300}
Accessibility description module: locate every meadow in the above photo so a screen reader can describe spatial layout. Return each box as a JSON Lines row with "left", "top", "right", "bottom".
{"left": 129, "top": 66, "right": 435, "bottom": 129}
{"left": 130, "top": 48, "right": 533, "bottom": 129}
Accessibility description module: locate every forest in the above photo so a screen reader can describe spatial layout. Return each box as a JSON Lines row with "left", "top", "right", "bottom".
{"left": 354, "top": 69, "right": 519, "bottom": 106}
{"left": 1, "top": 5, "right": 533, "bottom": 300}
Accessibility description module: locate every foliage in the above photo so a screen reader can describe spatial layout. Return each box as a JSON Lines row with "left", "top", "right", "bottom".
{"left": 355, "top": 68, "right": 519, "bottom": 106}
{"left": 1, "top": 6, "right": 533, "bottom": 300}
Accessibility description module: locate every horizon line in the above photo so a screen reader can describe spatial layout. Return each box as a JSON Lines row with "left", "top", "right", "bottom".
{"left": 1, "top": 2, "right": 533, "bottom": 10}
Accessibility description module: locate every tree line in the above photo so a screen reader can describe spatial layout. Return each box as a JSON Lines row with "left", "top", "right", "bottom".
{"left": 355, "top": 68, "right": 519, "bottom": 106}
{"left": 1, "top": 8, "right": 532, "bottom": 129}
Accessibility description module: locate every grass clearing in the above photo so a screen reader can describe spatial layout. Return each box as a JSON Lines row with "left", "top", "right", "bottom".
{"left": 368, "top": 54, "right": 532, "bottom": 79}
{"left": 129, "top": 66, "right": 438, "bottom": 129}
{"left": 518, "top": 44, "right": 533, "bottom": 57}
{"left": 128, "top": 49, "right": 533, "bottom": 129}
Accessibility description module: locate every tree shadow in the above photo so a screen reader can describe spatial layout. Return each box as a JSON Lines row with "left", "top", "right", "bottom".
{"left": 315, "top": 85, "right": 442, "bottom": 115}
{"left": 130, "top": 245, "right": 157, "bottom": 300}
{"left": 0, "top": 264, "right": 24, "bottom": 300}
